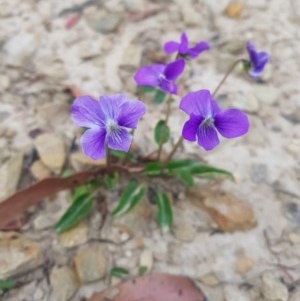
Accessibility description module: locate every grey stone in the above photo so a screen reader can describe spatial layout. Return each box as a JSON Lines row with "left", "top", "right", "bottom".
{"left": 3, "top": 33, "right": 39, "bottom": 67}
{"left": 50, "top": 266, "right": 79, "bottom": 301}
{"left": 261, "top": 273, "right": 289, "bottom": 301}
{"left": 250, "top": 164, "right": 268, "bottom": 184}
{"left": 85, "top": 10, "right": 123, "bottom": 34}
{"left": 0, "top": 232, "right": 42, "bottom": 279}
{"left": 0, "top": 152, "right": 23, "bottom": 201}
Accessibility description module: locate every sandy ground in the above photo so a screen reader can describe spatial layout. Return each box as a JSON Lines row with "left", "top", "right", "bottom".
{"left": 1, "top": 0, "right": 300, "bottom": 300}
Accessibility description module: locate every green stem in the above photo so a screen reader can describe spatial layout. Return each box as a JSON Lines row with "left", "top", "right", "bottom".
{"left": 164, "top": 136, "right": 183, "bottom": 165}
{"left": 106, "top": 144, "right": 111, "bottom": 169}
{"left": 212, "top": 59, "right": 244, "bottom": 97}
{"left": 157, "top": 96, "right": 172, "bottom": 161}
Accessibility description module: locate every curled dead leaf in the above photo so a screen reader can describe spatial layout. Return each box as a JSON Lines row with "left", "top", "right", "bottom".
{"left": 88, "top": 273, "right": 207, "bottom": 301}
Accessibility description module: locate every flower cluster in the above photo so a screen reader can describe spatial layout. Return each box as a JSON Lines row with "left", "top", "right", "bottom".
{"left": 71, "top": 32, "right": 269, "bottom": 159}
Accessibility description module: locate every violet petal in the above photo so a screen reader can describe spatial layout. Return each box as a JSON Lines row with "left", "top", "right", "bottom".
{"left": 179, "top": 32, "right": 189, "bottom": 54}
{"left": 134, "top": 64, "right": 164, "bottom": 87}
{"left": 164, "top": 41, "right": 179, "bottom": 54}
{"left": 182, "top": 114, "right": 204, "bottom": 142}
{"left": 164, "top": 59, "right": 185, "bottom": 80}
{"left": 159, "top": 77, "right": 177, "bottom": 94}
{"left": 197, "top": 125, "right": 220, "bottom": 151}
{"left": 188, "top": 41, "right": 210, "bottom": 59}
{"left": 179, "top": 90, "right": 219, "bottom": 117}
{"left": 214, "top": 109, "right": 250, "bottom": 138}
{"left": 117, "top": 99, "right": 146, "bottom": 129}
{"left": 81, "top": 128, "right": 106, "bottom": 160}
{"left": 107, "top": 127, "right": 132, "bottom": 152}
{"left": 71, "top": 96, "right": 104, "bottom": 128}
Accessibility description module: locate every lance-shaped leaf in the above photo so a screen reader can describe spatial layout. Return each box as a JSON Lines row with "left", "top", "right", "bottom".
{"left": 156, "top": 192, "right": 173, "bottom": 232}
{"left": 144, "top": 162, "right": 164, "bottom": 176}
{"left": 173, "top": 170, "right": 194, "bottom": 187}
{"left": 154, "top": 120, "right": 170, "bottom": 145}
{"left": 154, "top": 90, "right": 166, "bottom": 104}
{"left": 55, "top": 193, "right": 93, "bottom": 233}
{"left": 142, "top": 86, "right": 156, "bottom": 93}
{"left": 0, "top": 278, "right": 14, "bottom": 290}
{"left": 110, "top": 267, "right": 129, "bottom": 279}
{"left": 111, "top": 181, "right": 145, "bottom": 217}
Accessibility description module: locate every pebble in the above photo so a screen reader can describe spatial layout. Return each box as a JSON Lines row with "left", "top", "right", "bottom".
{"left": 199, "top": 272, "right": 220, "bottom": 286}
{"left": 231, "top": 92, "right": 260, "bottom": 114}
{"left": 0, "top": 75, "right": 10, "bottom": 90}
{"left": 85, "top": 10, "right": 123, "bottom": 34}
{"left": 188, "top": 187, "right": 257, "bottom": 232}
{"left": 139, "top": 249, "right": 153, "bottom": 273}
{"left": 261, "top": 273, "right": 289, "bottom": 301}
{"left": 224, "top": 1, "right": 243, "bottom": 19}
{"left": 0, "top": 232, "right": 42, "bottom": 279}
{"left": 289, "top": 287, "right": 300, "bottom": 301}
{"left": 0, "top": 152, "right": 23, "bottom": 201}
{"left": 234, "top": 255, "right": 254, "bottom": 274}
{"left": 174, "top": 0, "right": 201, "bottom": 26}
{"left": 33, "top": 214, "right": 56, "bottom": 230}
{"left": 30, "top": 160, "right": 52, "bottom": 180}
{"left": 224, "top": 284, "right": 251, "bottom": 301}
{"left": 254, "top": 86, "right": 278, "bottom": 106}
{"left": 250, "top": 164, "right": 268, "bottom": 184}
{"left": 73, "top": 244, "right": 107, "bottom": 283}
{"left": 50, "top": 266, "right": 79, "bottom": 301}
{"left": 3, "top": 33, "right": 39, "bottom": 67}
{"left": 121, "top": 44, "right": 143, "bottom": 67}
{"left": 70, "top": 152, "right": 106, "bottom": 172}
{"left": 58, "top": 222, "right": 88, "bottom": 248}
{"left": 34, "top": 133, "right": 66, "bottom": 173}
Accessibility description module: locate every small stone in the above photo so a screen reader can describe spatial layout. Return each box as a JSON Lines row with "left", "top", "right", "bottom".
{"left": 34, "top": 287, "right": 45, "bottom": 300}
{"left": 30, "top": 160, "right": 52, "bottom": 180}
{"left": 139, "top": 249, "right": 153, "bottom": 273}
{"left": 70, "top": 152, "right": 106, "bottom": 172}
{"left": 261, "top": 273, "right": 289, "bottom": 301}
{"left": 199, "top": 272, "right": 220, "bottom": 286}
{"left": 224, "top": 284, "right": 251, "bottom": 301}
{"left": 4, "top": 129, "right": 16, "bottom": 139}
{"left": 0, "top": 75, "right": 10, "bottom": 90}
{"left": 58, "top": 222, "right": 88, "bottom": 248}
{"left": 173, "top": 222, "right": 197, "bottom": 242}
{"left": 50, "top": 266, "right": 79, "bottom": 301}
{"left": 0, "top": 232, "right": 42, "bottom": 279}
{"left": 73, "top": 244, "right": 107, "bottom": 283}
{"left": 216, "top": 53, "right": 236, "bottom": 73}
{"left": 235, "top": 256, "right": 254, "bottom": 274}
{"left": 188, "top": 187, "right": 257, "bottom": 232}
{"left": 288, "top": 232, "right": 300, "bottom": 244}
{"left": 3, "top": 33, "right": 39, "bottom": 67}
{"left": 33, "top": 214, "right": 56, "bottom": 230}
{"left": 0, "top": 152, "right": 23, "bottom": 201}
{"left": 34, "top": 133, "right": 66, "bottom": 173}
{"left": 85, "top": 10, "right": 123, "bottom": 34}
{"left": 121, "top": 45, "right": 143, "bottom": 67}
{"left": 224, "top": 1, "right": 243, "bottom": 18}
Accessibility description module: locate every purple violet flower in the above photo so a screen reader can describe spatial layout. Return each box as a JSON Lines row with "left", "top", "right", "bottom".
{"left": 71, "top": 94, "right": 146, "bottom": 160}
{"left": 180, "top": 90, "right": 249, "bottom": 151}
{"left": 246, "top": 42, "right": 269, "bottom": 78}
{"left": 164, "top": 32, "right": 210, "bottom": 59}
{"left": 134, "top": 59, "right": 185, "bottom": 94}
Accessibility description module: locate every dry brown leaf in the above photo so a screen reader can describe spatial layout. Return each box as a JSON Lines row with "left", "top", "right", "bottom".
{"left": 0, "top": 165, "right": 130, "bottom": 229}
{"left": 87, "top": 273, "right": 207, "bottom": 301}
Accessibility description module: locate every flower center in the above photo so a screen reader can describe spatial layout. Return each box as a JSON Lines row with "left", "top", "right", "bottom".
{"left": 106, "top": 119, "right": 118, "bottom": 134}
{"left": 201, "top": 116, "right": 214, "bottom": 127}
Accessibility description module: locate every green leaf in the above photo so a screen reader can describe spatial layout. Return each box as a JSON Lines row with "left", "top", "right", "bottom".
{"left": 72, "top": 185, "right": 90, "bottom": 201}
{"left": 142, "top": 86, "right": 156, "bottom": 93}
{"left": 55, "top": 193, "right": 93, "bottom": 233}
{"left": 111, "top": 181, "right": 145, "bottom": 217}
{"left": 154, "top": 120, "right": 170, "bottom": 145}
{"left": 103, "top": 173, "right": 119, "bottom": 190}
{"left": 62, "top": 169, "right": 72, "bottom": 178}
{"left": 156, "top": 192, "right": 173, "bottom": 232}
{"left": 144, "top": 162, "right": 164, "bottom": 176}
{"left": 138, "top": 266, "right": 148, "bottom": 276}
{"left": 110, "top": 267, "right": 129, "bottom": 279}
{"left": 0, "top": 278, "right": 14, "bottom": 290}
{"left": 153, "top": 90, "right": 166, "bottom": 104}
{"left": 111, "top": 149, "right": 127, "bottom": 159}
{"left": 173, "top": 170, "right": 194, "bottom": 187}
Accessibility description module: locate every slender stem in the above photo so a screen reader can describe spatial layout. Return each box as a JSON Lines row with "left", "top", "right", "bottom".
{"left": 157, "top": 96, "right": 172, "bottom": 161}
{"left": 212, "top": 59, "right": 244, "bottom": 97}
{"left": 106, "top": 144, "right": 111, "bottom": 169}
{"left": 122, "top": 129, "right": 135, "bottom": 165}
{"left": 164, "top": 136, "right": 183, "bottom": 164}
